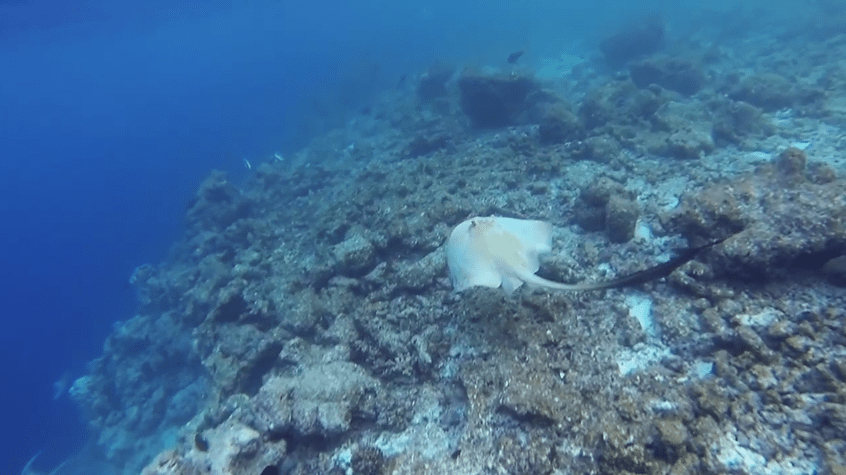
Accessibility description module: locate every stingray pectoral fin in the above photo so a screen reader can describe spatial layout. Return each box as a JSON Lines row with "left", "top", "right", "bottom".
{"left": 501, "top": 275, "right": 526, "bottom": 294}
{"left": 518, "top": 271, "right": 606, "bottom": 291}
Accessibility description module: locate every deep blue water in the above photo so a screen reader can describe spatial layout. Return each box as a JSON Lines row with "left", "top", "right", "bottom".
{"left": 0, "top": 0, "right": 746, "bottom": 471}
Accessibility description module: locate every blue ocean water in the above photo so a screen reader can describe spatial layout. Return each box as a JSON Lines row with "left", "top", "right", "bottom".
{"left": 2, "top": 0, "right": 819, "bottom": 473}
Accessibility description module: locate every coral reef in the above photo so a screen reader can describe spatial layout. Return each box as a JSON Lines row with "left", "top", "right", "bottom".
{"left": 417, "top": 64, "right": 453, "bottom": 102}
{"left": 729, "top": 72, "right": 825, "bottom": 114}
{"left": 599, "top": 16, "right": 664, "bottom": 67}
{"left": 67, "top": 16, "right": 846, "bottom": 475}
{"left": 537, "top": 103, "right": 584, "bottom": 144}
{"left": 629, "top": 55, "right": 705, "bottom": 96}
{"left": 457, "top": 69, "right": 539, "bottom": 127}
{"left": 668, "top": 149, "right": 846, "bottom": 281}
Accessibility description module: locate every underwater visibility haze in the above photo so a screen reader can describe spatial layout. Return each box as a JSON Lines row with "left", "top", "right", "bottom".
{"left": 2, "top": 0, "right": 846, "bottom": 474}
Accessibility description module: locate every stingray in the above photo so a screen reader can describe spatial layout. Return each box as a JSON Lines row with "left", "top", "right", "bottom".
{"left": 446, "top": 216, "right": 722, "bottom": 294}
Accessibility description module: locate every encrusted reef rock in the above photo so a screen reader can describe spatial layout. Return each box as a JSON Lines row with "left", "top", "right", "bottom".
{"left": 599, "top": 16, "right": 664, "bottom": 67}
{"left": 537, "top": 103, "right": 584, "bottom": 144}
{"left": 578, "top": 80, "right": 663, "bottom": 131}
{"left": 605, "top": 195, "right": 639, "bottom": 243}
{"left": 69, "top": 311, "right": 207, "bottom": 473}
{"left": 572, "top": 176, "right": 638, "bottom": 243}
{"left": 629, "top": 55, "right": 705, "bottom": 96}
{"left": 395, "top": 247, "right": 446, "bottom": 291}
{"left": 576, "top": 78, "right": 722, "bottom": 160}
{"left": 730, "top": 73, "right": 794, "bottom": 111}
{"left": 729, "top": 72, "right": 825, "bottom": 113}
{"left": 646, "top": 101, "right": 715, "bottom": 160}
{"left": 332, "top": 232, "right": 377, "bottom": 276}
{"left": 243, "top": 359, "right": 380, "bottom": 438}
{"left": 186, "top": 170, "right": 253, "bottom": 235}
{"left": 417, "top": 63, "right": 453, "bottom": 101}
{"left": 350, "top": 445, "right": 386, "bottom": 475}
{"left": 573, "top": 176, "right": 627, "bottom": 230}
{"left": 668, "top": 148, "right": 846, "bottom": 280}
{"left": 403, "top": 132, "right": 453, "bottom": 158}
{"left": 141, "top": 419, "right": 286, "bottom": 475}
{"left": 709, "top": 98, "right": 772, "bottom": 147}
{"left": 458, "top": 69, "right": 539, "bottom": 127}
{"left": 655, "top": 126, "right": 715, "bottom": 160}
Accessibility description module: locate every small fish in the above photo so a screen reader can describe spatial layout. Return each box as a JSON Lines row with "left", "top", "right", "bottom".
{"left": 243, "top": 158, "right": 251, "bottom": 169}
{"left": 507, "top": 50, "right": 524, "bottom": 64}
{"left": 274, "top": 152, "right": 284, "bottom": 162}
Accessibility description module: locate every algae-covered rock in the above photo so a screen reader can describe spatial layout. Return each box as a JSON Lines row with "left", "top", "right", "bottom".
{"left": 728, "top": 73, "right": 823, "bottom": 113}
{"left": 605, "top": 195, "right": 639, "bottom": 243}
{"left": 537, "top": 104, "right": 584, "bottom": 144}
{"left": 458, "top": 70, "right": 538, "bottom": 127}
{"left": 333, "top": 233, "right": 377, "bottom": 276}
{"left": 396, "top": 248, "right": 445, "bottom": 291}
{"left": 186, "top": 170, "right": 253, "bottom": 234}
{"left": 579, "top": 80, "right": 663, "bottom": 130}
{"left": 629, "top": 55, "right": 705, "bottom": 96}
{"left": 246, "top": 361, "right": 379, "bottom": 438}
{"left": 351, "top": 445, "right": 386, "bottom": 475}
{"left": 663, "top": 127, "right": 715, "bottom": 159}
{"left": 774, "top": 146, "right": 807, "bottom": 176}
{"left": 668, "top": 157, "right": 846, "bottom": 280}
{"left": 583, "top": 134, "right": 622, "bottom": 162}
{"left": 710, "top": 99, "right": 770, "bottom": 146}
{"left": 599, "top": 16, "right": 664, "bottom": 67}
{"left": 573, "top": 176, "right": 629, "bottom": 233}
{"left": 417, "top": 63, "right": 453, "bottom": 101}
{"left": 141, "top": 419, "right": 286, "bottom": 475}
{"left": 655, "top": 419, "right": 689, "bottom": 448}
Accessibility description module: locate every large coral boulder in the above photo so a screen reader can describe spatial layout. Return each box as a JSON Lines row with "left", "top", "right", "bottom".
{"left": 629, "top": 55, "right": 705, "bottom": 96}
{"left": 458, "top": 70, "right": 538, "bottom": 127}
{"left": 141, "top": 419, "right": 286, "bottom": 475}
{"left": 186, "top": 170, "right": 253, "bottom": 234}
{"left": 667, "top": 150, "right": 846, "bottom": 280}
{"left": 599, "top": 16, "right": 664, "bottom": 67}
{"left": 729, "top": 73, "right": 824, "bottom": 113}
{"left": 537, "top": 104, "right": 584, "bottom": 144}
{"left": 417, "top": 63, "right": 453, "bottom": 101}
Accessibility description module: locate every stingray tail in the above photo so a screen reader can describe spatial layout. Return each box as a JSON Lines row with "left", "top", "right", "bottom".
{"left": 526, "top": 237, "right": 726, "bottom": 292}
{"left": 590, "top": 237, "right": 727, "bottom": 290}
